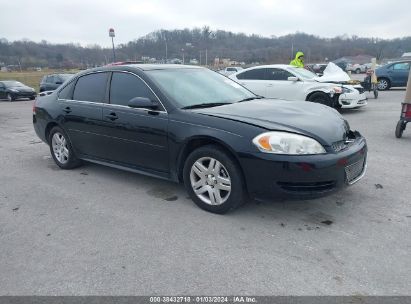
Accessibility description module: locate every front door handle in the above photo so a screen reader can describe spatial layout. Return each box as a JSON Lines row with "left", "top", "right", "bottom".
{"left": 105, "top": 112, "right": 118, "bottom": 121}
{"left": 63, "top": 106, "right": 71, "bottom": 113}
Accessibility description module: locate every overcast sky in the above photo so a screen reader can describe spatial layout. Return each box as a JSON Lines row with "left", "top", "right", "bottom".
{"left": 1, "top": 0, "right": 410, "bottom": 47}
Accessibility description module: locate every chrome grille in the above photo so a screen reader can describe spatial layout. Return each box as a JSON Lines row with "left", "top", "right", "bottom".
{"left": 345, "top": 157, "right": 366, "bottom": 184}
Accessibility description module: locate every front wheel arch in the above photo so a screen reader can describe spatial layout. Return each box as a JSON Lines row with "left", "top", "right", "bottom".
{"left": 306, "top": 91, "right": 335, "bottom": 108}
{"left": 176, "top": 136, "right": 246, "bottom": 186}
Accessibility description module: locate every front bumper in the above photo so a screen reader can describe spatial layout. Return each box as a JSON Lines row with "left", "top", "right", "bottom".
{"left": 239, "top": 135, "right": 367, "bottom": 201}
{"left": 339, "top": 92, "right": 367, "bottom": 108}
{"left": 12, "top": 91, "right": 37, "bottom": 99}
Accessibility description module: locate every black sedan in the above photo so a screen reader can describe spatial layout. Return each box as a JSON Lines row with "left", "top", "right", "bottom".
{"left": 33, "top": 64, "right": 367, "bottom": 214}
{"left": 0, "top": 81, "right": 36, "bottom": 101}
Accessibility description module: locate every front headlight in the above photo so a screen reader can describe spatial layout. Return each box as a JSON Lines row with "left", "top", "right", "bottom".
{"left": 252, "top": 131, "right": 326, "bottom": 155}
{"left": 333, "top": 86, "right": 352, "bottom": 94}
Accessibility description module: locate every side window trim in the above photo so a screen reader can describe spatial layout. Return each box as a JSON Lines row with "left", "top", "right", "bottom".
{"left": 107, "top": 71, "right": 167, "bottom": 113}
{"left": 71, "top": 71, "right": 110, "bottom": 104}
{"left": 57, "top": 78, "right": 76, "bottom": 100}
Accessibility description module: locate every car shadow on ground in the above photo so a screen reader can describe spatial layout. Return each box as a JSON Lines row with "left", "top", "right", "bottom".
{"left": 62, "top": 160, "right": 352, "bottom": 228}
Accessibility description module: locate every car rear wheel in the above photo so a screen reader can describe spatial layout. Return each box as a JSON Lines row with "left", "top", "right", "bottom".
{"left": 395, "top": 120, "right": 405, "bottom": 138}
{"left": 183, "top": 145, "right": 246, "bottom": 214}
{"left": 308, "top": 92, "right": 333, "bottom": 108}
{"left": 49, "top": 126, "right": 82, "bottom": 169}
{"left": 377, "top": 78, "right": 390, "bottom": 91}
{"left": 30, "top": 96, "right": 36, "bottom": 100}
{"left": 355, "top": 68, "right": 361, "bottom": 74}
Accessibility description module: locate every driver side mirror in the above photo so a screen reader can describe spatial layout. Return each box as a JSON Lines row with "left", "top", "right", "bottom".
{"left": 287, "top": 76, "right": 299, "bottom": 82}
{"left": 55, "top": 81, "right": 63, "bottom": 85}
{"left": 128, "top": 97, "right": 159, "bottom": 110}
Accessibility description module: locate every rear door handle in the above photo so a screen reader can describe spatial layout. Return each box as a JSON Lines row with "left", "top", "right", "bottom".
{"left": 105, "top": 112, "right": 119, "bottom": 121}
{"left": 63, "top": 106, "right": 71, "bottom": 113}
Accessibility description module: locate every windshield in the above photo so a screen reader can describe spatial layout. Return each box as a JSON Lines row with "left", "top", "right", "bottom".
{"left": 2, "top": 81, "right": 25, "bottom": 87}
{"left": 289, "top": 67, "right": 318, "bottom": 80}
{"left": 146, "top": 68, "right": 256, "bottom": 108}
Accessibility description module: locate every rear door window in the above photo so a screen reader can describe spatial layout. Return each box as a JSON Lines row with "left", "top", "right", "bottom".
{"left": 73, "top": 72, "right": 109, "bottom": 103}
{"left": 236, "top": 68, "right": 266, "bottom": 80}
{"left": 109, "top": 72, "right": 157, "bottom": 107}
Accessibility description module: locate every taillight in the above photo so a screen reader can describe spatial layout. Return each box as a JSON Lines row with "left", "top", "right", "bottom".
{"left": 32, "top": 99, "right": 36, "bottom": 115}
{"left": 402, "top": 103, "right": 411, "bottom": 118}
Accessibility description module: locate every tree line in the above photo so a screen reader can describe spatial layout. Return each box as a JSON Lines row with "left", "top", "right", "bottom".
{"left": 1, "top": 27, "right": 410, "bottom": 69}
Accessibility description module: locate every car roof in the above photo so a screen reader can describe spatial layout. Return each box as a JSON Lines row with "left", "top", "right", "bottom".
{"left": 243, "top": 64, "right": 293, "bottom": 70}
{"left": 76, "top": 64, "right": 203, "bottom": 76}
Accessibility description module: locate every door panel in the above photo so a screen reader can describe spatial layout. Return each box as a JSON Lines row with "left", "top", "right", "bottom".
{"left": 98, "top": 71, "right": 169, "bottom": 173}
{"left": 59, "top": 100, "right": 105, "bottom": 158}
{"left": 59, "top": 72, "right": 109, "bottom": 158}
{"left": 391, "top": 63, "right": 410, "bottom": 86}
{"left": 238, "top": 80, "right": 267, "bottom": 97}
{"left": 100, "top": 106, "right": 169, "bottom": 172}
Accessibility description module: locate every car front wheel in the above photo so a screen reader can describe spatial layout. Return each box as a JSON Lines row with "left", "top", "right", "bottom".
{"left": 377, "top": 78, "right": 390, "bottom": 90}
{"left": 49, "top": 126, "right": 82, "bottom": 169}
{"left": 183, "top": 145, "right": 246, "bottom": 214}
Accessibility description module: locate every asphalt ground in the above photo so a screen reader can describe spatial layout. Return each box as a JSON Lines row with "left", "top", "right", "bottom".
{"left": 0, "top": 89, "right": 410, "bottom": 295}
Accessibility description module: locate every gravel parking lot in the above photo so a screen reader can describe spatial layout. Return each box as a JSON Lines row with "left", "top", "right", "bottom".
{"left": 0, "top": 90, "right": 410, "bottom": 295}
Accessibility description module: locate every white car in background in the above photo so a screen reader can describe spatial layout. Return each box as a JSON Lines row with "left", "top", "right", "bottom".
{"left": 229, "top": 64, "right": 367, "bottom": 109}
{"left": 218, "top": 66, "right": 244, "bottom": 76}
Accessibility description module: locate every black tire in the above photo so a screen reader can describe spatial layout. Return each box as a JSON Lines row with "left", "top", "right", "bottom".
{"left": 48, "top": 126, "right": 82, "bottom": 169}
{"left": 395, "top": 120, "right": 405, "bottom": 138}
{"left": 377, "top": 78, "right": 391, "bottom": 91}
{"left": 355, "top": 68, "right": 361, "bottom": 74}
{"left": 6, "top": 93, "right": 14, "bottom": 102}
{"left": 183, "top": 145, "right": 246, "bottom": 214}
{"left": 30, "top": 96, "right": 36, "bottom": 100}
{"left": 308, "top": 92, "right": 333, "bottom": 108}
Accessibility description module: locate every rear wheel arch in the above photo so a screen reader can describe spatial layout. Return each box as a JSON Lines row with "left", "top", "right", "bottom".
{"left": 45, "top": 122, "right": 59, "bottom": 143}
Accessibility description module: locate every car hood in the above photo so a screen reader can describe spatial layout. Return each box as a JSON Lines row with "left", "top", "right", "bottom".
{"left": 193, "top": 99, "right": 349, "bottom": 145}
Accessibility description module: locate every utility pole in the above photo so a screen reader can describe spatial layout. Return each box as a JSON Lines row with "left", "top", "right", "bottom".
{"left": 165, "top": 41, "right": 168, "bottom": 63}
{"left": 109, "top": 28, "right": 116, "bottom": 62}
{"left": 205, "top": 49, "right": 208, "bottom": 66}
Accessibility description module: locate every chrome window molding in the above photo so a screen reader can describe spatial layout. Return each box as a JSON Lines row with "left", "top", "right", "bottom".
{"left": 57, "top": 69, "right": 168, "bottom": 114}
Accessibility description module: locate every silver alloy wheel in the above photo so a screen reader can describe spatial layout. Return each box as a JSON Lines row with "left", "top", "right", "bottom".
{"left": 7, "top": 93, "right": 12, "bottom": 102}
{"left": 190, "top": 157, "right": 231, "bottom": 206}
{"left": 51, "top": 132, "right": 69, "bottom": 164}
{"left": 377, "top": 79, "right": 388, "bottom": 90}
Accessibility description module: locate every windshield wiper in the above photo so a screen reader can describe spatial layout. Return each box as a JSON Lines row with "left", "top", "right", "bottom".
{"left": 181, "top": 102, "right": 232, "bottom": 109}
{"left": 237, "top": 96, "right": 264, "bottom": 102}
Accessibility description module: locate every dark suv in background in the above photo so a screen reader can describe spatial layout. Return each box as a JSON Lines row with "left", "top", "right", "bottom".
{"left": 376, "top": 60, "right": 410, "bottom": 90}
{"left": 39, "top": 73, "right": 74, "bottom": 92}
